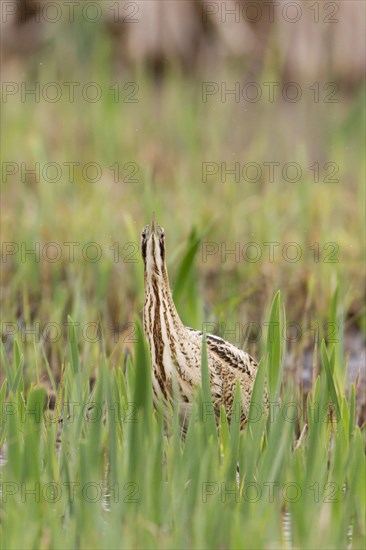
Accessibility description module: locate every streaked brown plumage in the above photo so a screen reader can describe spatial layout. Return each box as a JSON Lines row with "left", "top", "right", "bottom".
{"left": 141, "top": 214, "right": 260, "bottom": 426}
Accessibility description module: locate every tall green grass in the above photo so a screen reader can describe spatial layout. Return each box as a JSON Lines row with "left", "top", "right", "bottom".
{"left": 1, "top": 290, "right": 364, "bottom": 549}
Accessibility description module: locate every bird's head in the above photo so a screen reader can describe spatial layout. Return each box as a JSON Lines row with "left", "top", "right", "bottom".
{"left": 141, "top": 213, "right": 166, "bottom": 275}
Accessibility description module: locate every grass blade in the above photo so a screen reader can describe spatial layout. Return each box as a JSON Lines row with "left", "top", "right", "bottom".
{"left": 266, "top": 290, "right": 281, "bottom": 403}
{"left": 321, "top": 339, "right": 341, "bottom": 422}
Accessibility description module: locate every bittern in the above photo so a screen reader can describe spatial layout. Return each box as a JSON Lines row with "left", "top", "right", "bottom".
{"left": 141, "top": 214, "right": 260, "bottom": 426}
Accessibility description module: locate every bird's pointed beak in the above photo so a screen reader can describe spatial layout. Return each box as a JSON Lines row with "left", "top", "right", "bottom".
{"left": 149, "top": 212, "right": 158, "bottom": 236}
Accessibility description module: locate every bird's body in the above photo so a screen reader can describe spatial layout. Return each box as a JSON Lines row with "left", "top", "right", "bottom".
{"left": 141, "top": 215, "right": 259, "bottom": 426}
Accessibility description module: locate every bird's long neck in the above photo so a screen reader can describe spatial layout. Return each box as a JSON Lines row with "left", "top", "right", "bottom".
{"left": 143, "top": 260, "right": 184, "bottom": 387}
{"left": 143, "top": 261, "right": 184, "bottom": 339}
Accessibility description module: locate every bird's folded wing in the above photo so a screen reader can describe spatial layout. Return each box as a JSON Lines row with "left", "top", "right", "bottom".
{"left": 186, "top": 327, "right": 257, "bottom": 378}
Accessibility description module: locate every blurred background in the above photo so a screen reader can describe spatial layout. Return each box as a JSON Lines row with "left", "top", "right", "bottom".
{"left": 1, "top": 1, "right": 365, "bottom": 411}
